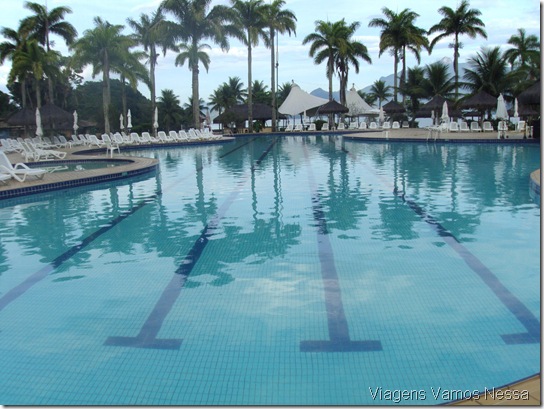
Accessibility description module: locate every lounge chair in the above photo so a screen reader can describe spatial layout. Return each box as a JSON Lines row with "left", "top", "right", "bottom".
{"left": 382, "top": 121, "right": 391, "bottom": 130}
{"left": 482, "top": 121, "right": 494, "bottom": 132}
{"left": 449, "top": 122, "right": 459, "bottom": 132}
{"left": 392, "top": 121, "right": 400, "bottom": 129}
{"left": 516, "top": 121, "right": 526, "bottom": 133}
{"left": 0, "top": 172, "right": 10, "bottom": 184}
{"left": 178, "top": 130, "right": 189, "bottom": 141}
{"left": 369, "top": 122, "right": 377, "bottom": 130}
{"left": 321, "top": 123, "right": 329, "bottom": 131}
{"left": 358, "top": 122, "right": 367, "bottom": 130}
{"left": 284, "top": 124, "right": 294, "bottom": 132}
{"left": 23, "top": 141, "right": 67, "bottom": 161}
{"left": 294, "top": 124, "right": 303, "bottom": 132}
{"left": 349, "top": 121, "right": 358, "bottom": 130}
{"left": 402, "top": 122, "right": 409, "bottom": 128}
{"left": 459, "top": 121, "right": 470, "bottom": 132}
{"left": 307, "top": 123, "right": 316, "bottom": 131}
{"left": 0, "top": 151, "right": 46, "bottom": 182}
{"left": 88, "top": 134, "right": 105, "bottom": 147}
{"left": 470, "top": 122, "right": 482, "bottom": 132}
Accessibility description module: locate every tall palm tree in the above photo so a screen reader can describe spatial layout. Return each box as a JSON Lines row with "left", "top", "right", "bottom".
{"left": 303, "top": 20, "right": 347, "bottom": 102}
{"left": 369, "top": 8, "right": 418, "bottom": 103}
{"left": 503, "top": 28, "right": 540, "bottom": 82}
{"left": 334, "top": 21, "right": 371, "bottom": 108}
{"left": 264, "top": 0, "right": 296, "bottom": 131}
{"left": 402, "top": 66, "right": 426, "bottom": 126}
{"left": 161, "top": 0, "right": 235, "bottom": 129}
{"left": 396, "top": 10, "right": 429, "bottom": 103}
{"left": 71, "top": 17, "right": 135, "bottom": 133}
{"left": 127, "top": 10, "right": 175, "bottom": 134}
{"left": 116, "top": 50, "right": 149, "bottom": 127}
{"left": 369, "top": 79, "right": 392, "bottom": 108}
{"left": 20, "top": 1, "right": 77, "bottom": 103}
{"left": 174, "top": 43, "right": 211, "bottom": 116}
{"left": 230, "top": 0, "right": 269, "bottom": 132}
{"left": 428, "top": 0, "right": 487, "bottom": 100}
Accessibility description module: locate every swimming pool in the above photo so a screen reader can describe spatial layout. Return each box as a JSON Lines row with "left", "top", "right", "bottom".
{"left": 0, "top": 135, "right": 539, "bottom": 405}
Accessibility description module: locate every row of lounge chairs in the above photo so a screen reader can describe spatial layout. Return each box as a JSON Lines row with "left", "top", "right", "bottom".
{"left": 284, "top": 121, "right": 410, "bottom": 132}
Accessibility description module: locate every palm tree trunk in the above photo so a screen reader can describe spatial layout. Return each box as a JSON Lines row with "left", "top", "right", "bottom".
{"left": 192, "top": 63, "right": 200, "bottom": 129}
{"left": 120, "top": 75, "right": 127, "bottom": 130}
{"left": 103, "top": 55, "right": 111, "bottom": 134}
{"left": 393, "top": 50, "right": 399, "bottom": 102}
{"left": 270, "top": 28, "right": 276, "bottom": 132}
{"left": 150, "top": 47, "right": 157, "bottom": 132}
{"left": 401, "top": 47, "right": 406, "bottom": 103}
{"left": 247, "top": 41, "right": 253, "bottom": 133}
{"left": 454, "top": 34, "right": 459, "bottom": 101}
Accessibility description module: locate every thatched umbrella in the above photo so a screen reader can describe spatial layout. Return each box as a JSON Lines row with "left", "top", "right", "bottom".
{"left": 518, "top": 80, "right": 540, "bottom": 106}
{"left": 6, "top": 107, "right": 36, "bottom": 127}
{"left": 382, "top": 100, "right": 406, "bottom": 114}
{"left": 39, "top": 102, "right": 73, "bottom": 130}
{"left": 460, "top": 90, "right": 497, "bottom": 124}
{"left": 311, "top": 100, "right": 349, "bottom": 115}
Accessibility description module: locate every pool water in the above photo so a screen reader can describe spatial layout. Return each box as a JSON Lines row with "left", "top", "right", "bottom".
{"left": 0, "top": 135, "right": 540, "bottom": 405}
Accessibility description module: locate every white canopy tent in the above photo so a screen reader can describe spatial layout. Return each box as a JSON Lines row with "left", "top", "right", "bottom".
{"left": 345, "top": 86, "right": 379, "bottom": 116}
{"left": 278, "top": 83, "right": 328, "bottom": 116}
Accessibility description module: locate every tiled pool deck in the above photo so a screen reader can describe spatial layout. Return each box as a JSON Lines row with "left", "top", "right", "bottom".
{"left": 0, "top": 132, "right": 540, "bottom": 405}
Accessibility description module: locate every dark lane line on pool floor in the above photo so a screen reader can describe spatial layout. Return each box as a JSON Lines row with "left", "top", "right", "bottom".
{"left": 105, "top": 138, "right": 278, "bottom": 350}
{"left": 300, "top": 142, "right": 382, "bottom": 353}
{"left": 0, "top": 138, "right": 258, "bottom": 314}
{"left": 340, "top": 145, "right": 539, "bottom": 345}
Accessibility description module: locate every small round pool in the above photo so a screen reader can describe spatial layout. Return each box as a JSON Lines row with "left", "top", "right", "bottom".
{"left": 32, "top": 159, "right": 131, "bottom": 173}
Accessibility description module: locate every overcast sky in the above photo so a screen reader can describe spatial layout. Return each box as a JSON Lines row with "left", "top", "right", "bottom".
{"left": 0, "top": 0, "right": 540, "bottom": 106}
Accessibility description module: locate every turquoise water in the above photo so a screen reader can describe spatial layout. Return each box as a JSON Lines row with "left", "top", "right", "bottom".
{"left": 0, "top": 135, "right": 540, "bottom": 405}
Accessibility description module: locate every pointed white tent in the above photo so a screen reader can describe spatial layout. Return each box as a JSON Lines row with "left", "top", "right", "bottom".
{"left": 345, "top": 85, "right": 379, "bottom": 116}
{"left": 278, "top": 83, "right": 328, "bottom": 116}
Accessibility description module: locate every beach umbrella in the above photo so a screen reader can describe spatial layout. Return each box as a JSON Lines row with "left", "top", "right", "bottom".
{"left": 73, "top": 110, "right": 79, "bottom": 134}
{"left": 496, "top": 94, "right": 508, "bottom": 120}
{"left": 153, "top": 107, "right": 159, "bottom": 129}
{"left": 36, "top": 108, "right": 43, "bottom": 137}
{"left": 119, "top": 113, "right": 124, "bottom": 131}
{"left": 127, "top": 109, "right": 132, "bottom": 128}
{"left": 514, "top": 98, "right": 519, "bottom": 118}
{"left": 441, "top": 101, "right": 449, "bottom": 123}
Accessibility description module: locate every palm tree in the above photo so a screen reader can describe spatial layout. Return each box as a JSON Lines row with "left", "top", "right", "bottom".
{"left": 503, "top": 28, "right": 540, "bottom": 82}
{"left": 9, "top": 39, "right": 60, "bottom": 109}
{"left": 161, "top": 0, "right": 236, "bottom": 129}
{"left": 423, "top": 61, "right": 455, "bottom": 98}
{"left": 334, "top": 21, "right": 371, "bottom": 108}
{"left": 116, "top": 51, "right": 149, "bottom": 127}
{"left": 428, "top": 0, "right": 487, "bottom": 100}
{"left": 230, "top": 0, "right": 269, "bottom": 133}
{"left": 369, "top": 8, "right": 425, "bottom": 103}
{"left": 127, "top": 10, "right": 175, "bottom": 134}
{"left": 369, "top": 79, "right": 392, "bottom": 108}
{"left": 396, "top": 10, "right": 429, "bottom": 103}
{"left": 303, "top": 20, "right": 347, "bottom": 102}
{"left": 357, "top": 90, "right": 377, "bottom": 107}
{"left": 71, "top": 17, "right": 135, "bottom": 133}
{"left": 158, "top": 89, "right": 183, "bottom": 131}
{"left": 263, "top": 0, "right": 296, "bottom": 131}
{"left": 0, "top": 25, "right": 31, "bottom": 108}
{"left": 20, "top": 1, "right": 77, "bottom": 104}
{"left": 462, "top": 46, "right": 512, "bottom": 98}
{"left": 402, "top": 66, "right": 426, "bottom": 125}
{"left": 251, "top": 80, "right": 271, "bottom": 105}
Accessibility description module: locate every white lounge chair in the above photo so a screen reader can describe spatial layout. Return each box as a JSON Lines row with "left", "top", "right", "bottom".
{"left": 0, "top": 151, "right": 46, "bottom": 182}
{"left": 349, "top": 121, "right": 358, "bottom": 129}
{"left": 337, "top": 122, "right": 345, "bottom": 130}
{"left": 482, "top": 121, "right": 494, "bottom": 132}
{"left": 392, "top": 121, "right": 400, "bottom": 129}
{"left": 0, "top": 172, "right": 10, "bottom": 184}
{"left": 321, "top": 123, "right": 329, "bottom": 131}
{"left": 449, "top": 122, "right": 459, "bottom": 132}
{"left": 369, "top": 122, "right": 377, "bottom": 130}
{"left": 459, "top": 121, "right": 469, "bottom": 132}
{"left": 516, "top": 121, "right": 526, "bottom": 133}
{"left": 284, "top": 124, "right": 294, "bottom": 132}
{"left": 358, "top": 122, "right": 367, "bottom": 130}
{"left": 470, "top": 122, "right": 482, "bottom": 132}
{"left": 294, "top": 124, "right": 303, "bottom": 132}
{"left": 307, "top": 123, "right": 316, "bottom": 131}
{"left": 402, "top": 122, "right": 409, "bottom": 128}
{"left": 382, "top": 121, "right": 391, "bottom": 130}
